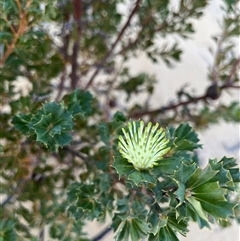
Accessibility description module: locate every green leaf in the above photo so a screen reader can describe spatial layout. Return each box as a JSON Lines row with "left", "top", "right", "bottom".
{"left": 173, "top": 162, "right": 197, "bottom": 184}
{"left": 113, "top": 216, "right": 149, "bottom": 241}
{"left": 152, "top": 156, "right": 184, "bottom": 176}
{"left": 192, "top": 182, "right": 236, "bottom": 219}
{"left": 99, "top": 122, "right": 110, "bottom": 146}
{"left": 187, "top": 165, "right": 218, "bottom": 189}
{"left": 11, "top": 113, "right": 33, "bottom": 135}
{"left": 170, "top": 123, "right": 202, "bottom": 151}
{"left": 31, "top": 102, "right": 74, "bottom": 152}
{"left": 186, "top": 197, "right": 210, "bottom": 229}
{"left": 148, "top": 209, "right": 188, "bottom": 241}
{"left": 62, "top": 89, "right": 93, "bottom": 116}
{"left": 67, "top": 182, "right": 102, "bottom": 220}
{"left": 111, "top": 155, "right": 135, "bottom": 178}
{"left": 174, "top": 181, "right": 186, "bottom": 206}
{"left": 128, "top": 169, "right": 156, "bottom": 186}
{"left": 186, "top": 197, "right": 209, "bottom": 226}
{"left": 0, "top": 220, "right": 17, "bottom": 241}
{"left": 209, "top": 158, "right": 234, "bottom": 188}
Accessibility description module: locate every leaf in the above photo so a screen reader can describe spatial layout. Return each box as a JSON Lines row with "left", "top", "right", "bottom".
{"left": 170, "top": 123, "right": 202, "bottom": 151}
{"left": 113, "top": 216, "right": 149, "bottom": 241}
{"left": 187, "top": 165, "right": 218, "bottom": 189}
{"left": 186, "top": 197, "right": 209, "bottom": 227}
{"left": 11, "top": 113, "right": 33, "bottom": 135}
{"left": 0, "top": 220, "right": 17, "bottom": 241}
{"left": 128, "top": 169, "right": 156, "bottom": 186}
{"left": 99, "top": 122, "right": 110, "bottom": 146}
{"left": 209, "top": 158, "right": 234, "bottom": 188}
{"left": 67, "top": 182, "right": 102, "bottom": 220}
{"left": 174, "top": 181, "right": 186, "bottom": 206}
{"left": 192, "top": 182, "right": 236, "bottom": 219}
{"left": 173, "top": 162, "right": 197, "bottom": 184}
{"left": 31, "top": 102, "right": 74, "bottom": 152}
{"left": 186, "top": 197, "right": 210, "bottom": 229}
{"left": 111, "top": 155, "right": 135, "bottom": 178}
{"left": 148, "top": 209, "right": 188, "bottom": 241}
{"left": 62, "top": 89, "right": 93, "bottom": 116}
{"left": 152, "top": 156, "right": 184, "bottom": 176}
{"left": 150, "top": 180, "right": 163, "bottom": 202}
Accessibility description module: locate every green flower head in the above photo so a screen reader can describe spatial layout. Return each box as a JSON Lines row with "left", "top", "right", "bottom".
{"left": 118, "top": 120, "right": 170, "bottom": 171}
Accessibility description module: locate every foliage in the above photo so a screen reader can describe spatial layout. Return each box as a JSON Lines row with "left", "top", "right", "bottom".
{"left": 0, "top": 0, "right": 239, "bottom": 240}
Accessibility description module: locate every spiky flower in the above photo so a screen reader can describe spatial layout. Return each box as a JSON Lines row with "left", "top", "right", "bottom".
{"left": 118, "top": 120, "right": 170, "bottom": 171}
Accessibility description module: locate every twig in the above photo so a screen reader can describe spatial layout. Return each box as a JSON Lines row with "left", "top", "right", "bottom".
{"left": 1, "top": 179, "right": 29, "bottom": 207}
{"left": 130, "top": 81, "right": 239, "bottom": 119}
{"left": 91, "top": 226, "right": 112, "bottom": 241}
{"left": 226, "top": 57, "right": 240, "bottom": 84}
{"left": 0, "top": 0, "right": 31, "bottom": 67}
{"left": 70, "top": 0, "right": 83, "bottom": 89}
{"left": 129, "top": 95, "right": 206, "bottom": 119}
{"left": 84, "top": 0, "right": 142, "bottom": 90}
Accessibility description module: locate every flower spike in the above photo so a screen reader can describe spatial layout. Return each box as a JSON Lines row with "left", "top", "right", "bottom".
{"left": 118, "top": 120, "right": 170, "bottom": 171}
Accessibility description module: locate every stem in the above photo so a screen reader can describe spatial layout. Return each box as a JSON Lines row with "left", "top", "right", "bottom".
{"left": 91, "top": 226, "right": 112, "bottom": 241}
{"left": 84, "top": 0, "right": 142, "bottom": 90}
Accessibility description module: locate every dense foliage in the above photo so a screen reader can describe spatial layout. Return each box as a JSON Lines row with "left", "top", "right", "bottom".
{"left": 0, "top": 0, "right": 239, "bottom": 240}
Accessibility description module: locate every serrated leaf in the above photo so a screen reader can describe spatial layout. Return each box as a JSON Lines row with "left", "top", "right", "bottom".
{"left": 148, "top": 208, "right": 168, "bottom": 235}
{"left": 0, "top": 220, "right": 17, "bottom": 241}
{"left": 186, "top": 197, "right": 209, "bottom": 226}
{"left": 209, "top": 158, "right": 234, "bottom": 188}
{"left": 187, "top": 165, "right": 218, "bottom": 189}
{"left": 99, "top": 122, "right": 110, "bottom": 145}
{"left": 186, "top": 198, "right": 210, "bottom": 229}
{"left": 173, "top": 162, "right": 197, "bottom": 184}
{"left": 192, "top": 182, "right": 236, "bottom": 219}
{"left": 170, "top": 123, "right": 202, "bottom": 151}
{"left": 67, "top": 182, "right": 102, "bottom": 220}
{"left": 62, "top": 89, "right": 92, "bottom": 116}
{"left": 152, "top": 156, "right": 183, "bottom": 176}
{"left": 12, "top": 113, "right": 33, "bottom": 135}
{"left": 113, "top": 216, "right": 149, "bottom": 241}
{"left": 174, "top": 181, "right": 186, "bottom": 206}
{"left": 150, "top": 180, "right": 163, "bottom": 202}
{"left": 128, "top": 169, "right": 156, "bottom": 186}
{"left": 31, "top": 102, "right": 74, "bottom": 152}
{"left": 111, "top": 155, "right": 134, "bottom": 178}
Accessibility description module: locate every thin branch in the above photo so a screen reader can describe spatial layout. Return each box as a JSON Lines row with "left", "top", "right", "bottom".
{"left": 0, "top": 0, "right": 31, "bottom": 67}
{"left": 1, "top": 179, "right": 29, "bottom": 207}
{"left": 129, "top": 94, "right": 206, "bottom": 119}
{"left": 70, "top": 0, "right": 83, "bottom": 89}
{"left": 91, "top": 226, "right": 112, "bottom": 241}
{"left": 226, "top": 57, "right": 240, "bottom": 84}
{"left": 130, "top": 80, "right": 240, "bottom": 119}
{"left": 84, "top": 0, "right": 142, "bottom": 90}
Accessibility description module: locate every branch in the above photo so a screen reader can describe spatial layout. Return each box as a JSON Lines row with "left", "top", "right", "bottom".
{"left": 1, "top": 179, "right": 29, "bottom": 207}
{"left": 84, "top": 0, "right": 142, "bottom": 90}
{"left": 226, "top": 57, "right": 240, "bottom": 84}
{"left": 129, "top": 94, "right": 206, "bottom": 119}
{"left": 70, "top": 0, "right": 83, "bottom": 89}
{"left": 130, "top": 80, "right": 240, "bottom": 119}
{"left": 0, "top": 0, "right": 31, "bottom": 67}
{"left": 91, "top": 226, "right": 112, "bottom": 241}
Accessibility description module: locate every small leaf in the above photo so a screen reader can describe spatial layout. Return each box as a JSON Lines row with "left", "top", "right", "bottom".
{"left": 0, "top": 220, "right": 17, "bottom": 241}
{"left": 99, "top": 122, "right": 110, "bottom": 146}
{"left": 62, "top": 89, "right": 93, "bottom": 116}
{"left": 128, "top": 169, "right": 156, "bottom": 186}
{"left": 187, "top": 165, "right": 218, "bottom": 189}
{"left": 12, "top": 113, "right": 33, "bottom": 135}
{"left": 192, "top": 182, "right": 236, "bottom": 219}
{"left": 186, "top": 197, "right": 209, "bottom": 225}
{"left": 170, "top": 123, "right": 202, "bottom": 151}
{"left": 111, "top": 155, "right": 134, "bottom": 178}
